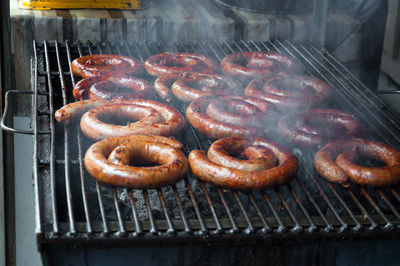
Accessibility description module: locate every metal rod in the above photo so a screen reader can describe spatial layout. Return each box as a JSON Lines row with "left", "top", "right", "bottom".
{"left": 44, "top": 41, "right": 60, "bottom": 235}
{"left": 232, "top": 191, "right": 255, "bottom": 234}
{"left": 143, "top": 190, "right": 157, "bottom": 235}
{"left": 157, "top": 188, "right": 175, "bottom": 234}
{"left": 360, "top": 188, "right": 393, "bottom": 230}
{"left": 112, "top": 187, "right": 127, "bottom": 235}
{"left": 76, "top": 130, "right": 93, "bottom": 234}
{"left": 346, "top": 189, "right": 377, "bottom": 230}
{"left": 32, "top": 41, "right": 42, "bottom": 235}
{"left": 262, "top": 192, "right": 286, "bottom": 232}
{"left": 377, "top": 189, "right": 400, "bottom": 223}
{"left": 95, "top": 182, "right": 109, "bottom": 234}
{"left": 274, "top": 189, "right": 302, "bottom": 233}
{"left": 247, "top": 192, "right": 271, "bottom": 233}
{"left": 86, "top": 41, "right": 109, "bottom": 235}
{"left": 127, "top": 189, "right": 143, "bottom": 236}
{"left": 293, "top": 42, "right": 400, "bottom": 144}
{"left": 172, "top": 184, "right": 192, "bottom": 234}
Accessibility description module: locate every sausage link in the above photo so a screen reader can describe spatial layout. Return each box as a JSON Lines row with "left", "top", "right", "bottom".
{"left": 314, "top": 138, "right": 400, "bottom": 186}
{"left": 189, "top": 137, "right": 298, "bottom": 190}
{"left": 144, "top": 52, "right": 219, "bottom": 77}
{"left": 71, "top": 54, "right": 143, "bottom": 78}
{"left": 84, "top": 135, "right": 188, "bottom": 188}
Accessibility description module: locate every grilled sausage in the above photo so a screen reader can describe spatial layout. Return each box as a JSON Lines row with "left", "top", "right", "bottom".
{"left": 55, "top": 99, "right": 185, "bottom": 139}
{"left": 186, "top": 96, "right": 273, "bottom": 139}
{"left": 55, "top": 99, "right": 122, "bottom": 124}
{"left": 207, "top": 137, "right": 276, "bottom": 171}
{"left": 80, "top": 104, "right": 164, "bottom": 140}
{"left": 79, "top": 100, "right": 185, "bottom": 140}
{"left": 245, "top": 75, "right": 332, "bottom": 111}
{"left": 73, "top": 76, "right": 154, "bottom": 101}
{"left": 154, "top": 75, "right": 176, "bottom": 103}
{"left": 84, "top": 135, "right": 188, "bottom": 188}
{"left": 171, "top": 72, "right": 242, "bottom": 102}
{"left": 144, "top": 52, "right": 219, "bottom": 77}
{"left": 189, "top": 137, "right": 298, "bottom": 190}
{"left": 221, "top": 51, "right": 301, "bottom": 81}
{"left": 71, "top": 54, "right": 143, "bottom": 78}
{"left": 277, "top": 108, "right": 364, "bottom": 149}
{"left": 314, "top": 139, "right": 400, "bottom": 186}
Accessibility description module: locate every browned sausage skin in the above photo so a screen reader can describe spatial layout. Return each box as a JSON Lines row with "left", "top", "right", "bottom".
{"left": 314, "top": 139, "right": 400, "bottom": 186}
{"left": 84, "top": 135, "right": 188, "bottom": 188}
{"left": 277, "top": 108, "right": 364, "bottom": 149}
{"left": 171, "top": 72, "right": 242, "bottom": 102}
{"left": 221, "top": 51, "right": 302, "bottom": 81}
{"left": 245, "top": 75, "right": 332, "bottom": 111}
{"left": 55, "top": 99, "right": 185, "bottom": 139}
{"left": 144, "top": 52, "right": 219, "bottom": 77}
{"left": 186, "top": 96, "right": 273, "bottom": 139}
{"left": 189, "top": 137, "right": 298, "bottom": 190}
{"left": 154, "top": 75, "right": 176, "bottom": 103}
{"left": 71, "top": 54, "right": 143, "bottom": 78}
{"left": 55, "top": 99, "right": 120, "bottom": 124}
{"left": 80, "top": 104, "right": 164, "bottom": 140}
{"left": 73, "top": 76, "right": 154, "bottom": 101}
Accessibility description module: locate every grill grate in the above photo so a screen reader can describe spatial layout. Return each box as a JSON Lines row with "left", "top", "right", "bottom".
{"left": 31, "top": 40, "right": 400, "bottom": 245}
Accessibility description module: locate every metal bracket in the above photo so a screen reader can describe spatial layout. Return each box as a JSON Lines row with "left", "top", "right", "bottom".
{"left": 1, "top": 90, "right": 47, "bottom": 135}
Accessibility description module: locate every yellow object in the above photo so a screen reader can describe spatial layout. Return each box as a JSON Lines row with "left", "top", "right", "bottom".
{"left": 18, "top": 0, "right": 142, "bottom": 10}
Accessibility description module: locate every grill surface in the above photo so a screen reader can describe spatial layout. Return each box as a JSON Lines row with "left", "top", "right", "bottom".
{"left": 31, "top": 40, "right": 400, "bottom": 245}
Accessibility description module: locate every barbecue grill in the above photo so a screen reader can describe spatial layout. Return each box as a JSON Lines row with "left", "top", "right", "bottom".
{"left": 3, "top": 40, "right": 400, "bottom": 250}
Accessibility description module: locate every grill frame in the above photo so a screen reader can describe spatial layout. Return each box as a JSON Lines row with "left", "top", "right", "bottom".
{"left": 27, "top": 40, "right": 400, "bottom": 246}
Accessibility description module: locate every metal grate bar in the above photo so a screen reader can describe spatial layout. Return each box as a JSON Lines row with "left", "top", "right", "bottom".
{"left": 327, "top": 184, "right": 361, "bottom": 231}
{"left": 32, "top": 41, "right": 42, "bottom": 234}
{"left": 171, "top": 184, "right": 192, "bottom": 234}
{"left": 112, "top": 187, "right": 127, "bottom": 235}
{"left": 85, "top": 41, "right": 110, "bottom": 234}
{"left": 157, "top": 188, "right": 175, "bottom": 234}
{"left": 346, "top": 190, "right": 377, "bottom": 230}
{"left": 283, "top": 41, "right": 397, "bottom": 229}
{"left": 294, "top": 179, "right": 332, "bottom": 232}
{"left": 360, "top": 188, "right": 393, "bottom": 229}
{"left": 171, "top": 42, "right": 225, "bottom": 234}
{"left": 66, "top": 41, "right": 93, "bottom": 235}
{"left": 43, "top": 41, "right": 60, "bottom": 234}
{"left": 377, "top": 190, "right": 400, "bottom": 224}
{"left": 232, "top": 191, "right": 255, "bottom": 233}
{"left": 224, "top": 39, "right": 328, "bottom": 231}
{"left": 218, "top": 190, "right": 239, "bottom": 233}
{"left": 292, "top": 42, "right": 400, "bottom": 145}
{"left": 234, "top": 40, "right": 312, "bottom": 231}
{"left": 53, "top": 41, "right": 77, "bottom": 234}
{"left": 189, "top": 41, "right": 256, "bottom": 233}
{"left": 275, "top": 40, "right": 378, "bottom": 230}
{"left": 136, "top": 41, "right": 206, "bottom": 235}
{"left": 109, "top": 40, "right": 177, "bottom": 235}
{"left": 126, "top": 189, "right": 143, "bottom": 236}
{"left": 95, "top": 40, "right": 129, "bottom": 235}
{"left": 274, "top": 189, "right": 302, "bottom": 233}
{"left": 76, "top": 130, "right": 93, "bottom": 234}
{"left": 308, "top": 44, "right": 400, "bottom": 127}
{"left": 262, "top": 192, "right": 286, "bottom": 232}
{"left": 300, "top": 156, "right": 347, "bottom": 231}
{"left": 32, "top": 40, "right": 400, "bottom": 243}
{"left": 285, "top": 185, "right": 317, "bottom": 232}
{"left": 143, "top": 189, "right": 158, "bottom": 235}
{"left": 247, "top": 192, "right": 271, "bottom": 233}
